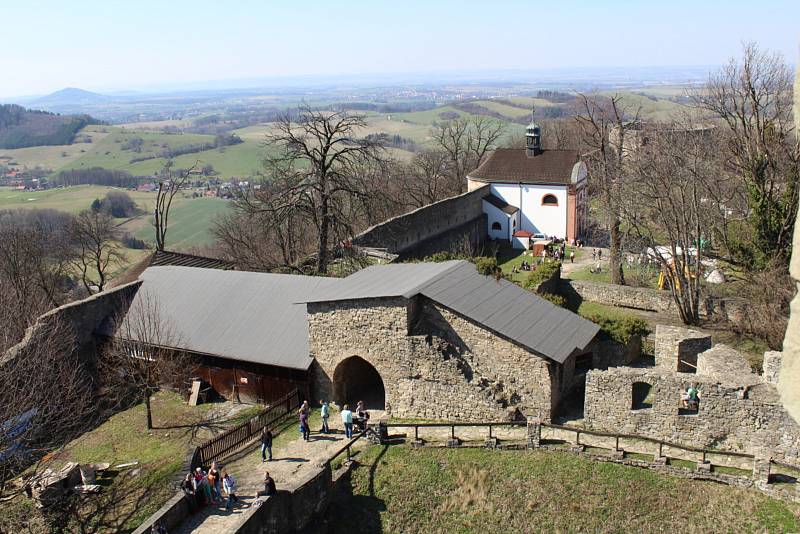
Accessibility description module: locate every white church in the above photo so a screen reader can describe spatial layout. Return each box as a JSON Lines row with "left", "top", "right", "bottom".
{"left": 467, "top": 122, "right": 588, "bottom": 248}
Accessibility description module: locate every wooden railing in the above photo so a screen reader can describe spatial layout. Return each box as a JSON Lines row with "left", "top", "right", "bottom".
{"left": 192, "top": 389, "right": 301, "bottom": 470}
{"left": 323, "top": 430, "right": 368, "bottom": 468}
{"left": 385, "top": 421, "right": 766, "bottom": 467}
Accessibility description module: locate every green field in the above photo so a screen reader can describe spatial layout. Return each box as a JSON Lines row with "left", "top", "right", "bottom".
{"left": 128, "top": 196, "right": 229, "bottom": 249}
{"left": 0, "top": 185, "right": 229, "bottom": 253}
{"left": 327, "top": 445, "right": 800, "bottom": 533}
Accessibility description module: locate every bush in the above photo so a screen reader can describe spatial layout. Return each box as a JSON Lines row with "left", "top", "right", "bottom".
{"left": 581, "top": 313, "right": 650, "bottom": 345}
{"left": 474, "top": 256, "right": 499, "bottom": 276}
{"left": 422, "top": 252, "right": 467, "bottom": 263}
{"left": 523, "top": 261, "right": 561, "bottom": 290}
{"left": 540, "top": 293, "right": 566, "bottom": 307}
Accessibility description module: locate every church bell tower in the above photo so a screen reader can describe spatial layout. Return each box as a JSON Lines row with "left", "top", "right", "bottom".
{"left": 525, "top": 119, "right": 542, "bottom": 157}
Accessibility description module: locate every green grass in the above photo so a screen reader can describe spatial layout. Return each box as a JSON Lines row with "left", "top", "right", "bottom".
{"left": 566, "top": 262, "right": 660, "bottom": 288}
{"left": 129, "top": 196, "right": 230, "bottom": 249}
{"left": 2, "top": 391, "right": 253, "bottom": 532}
{"left": 326, "top": 445, "right": 800, "bottom": 533}
{"left": 576, "top": 301, "right": 641, "bottom": 321}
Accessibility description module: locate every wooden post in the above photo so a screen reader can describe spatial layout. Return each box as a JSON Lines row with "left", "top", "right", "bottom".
{"left": 415, "top": 426, "right": 419, "bottom": 441}
{"left": 489, "top": 425, "right": 493, "bottom": 439}
{"left": 658, "top": 442, "right": 663, "bottom": 458}
{"left": 451, "top": 425, "right": 455, "bottom": 440}
{"left": 615, "top": 436, "right": 620, "bottom": 451}
{"left": 701, "top": 450, "right": 706, "bottom": 463}
{"left": 576, "top": 430, "right": 580, "bottom": 446}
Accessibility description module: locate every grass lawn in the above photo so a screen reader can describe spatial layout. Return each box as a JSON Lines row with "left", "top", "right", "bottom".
{"left": 497, "top": 244, "right": 580, "bottom": 285}
{"left": 128, "top": 196, "right": 230, "bottom": 250}
{"left": 566, "top": 262, "right": 660, "bottom": 289}
{"left": 327, "top": 446, "right": 800, "bottom": 533}
{"left": 2, "top": 392, "right": 262, "bottom": 533}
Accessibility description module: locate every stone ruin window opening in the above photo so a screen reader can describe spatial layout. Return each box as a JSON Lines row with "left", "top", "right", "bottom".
{"left": 333, "top": 355, "right": 386, "bottom": 410}
{"left": 631, "top": 381, "right": 653, "bottom": 410}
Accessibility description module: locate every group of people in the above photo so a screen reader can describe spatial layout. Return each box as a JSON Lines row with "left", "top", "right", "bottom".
{"left": 298, "top": 398, "right": 370, "bottom": 440}
{"left": 180, "top": 461, "right": 239, "bottom": 512}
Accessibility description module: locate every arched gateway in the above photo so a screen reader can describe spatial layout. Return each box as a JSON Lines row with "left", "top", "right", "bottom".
{"left": 332, "top": 356, "right": 386, "bottom": 410}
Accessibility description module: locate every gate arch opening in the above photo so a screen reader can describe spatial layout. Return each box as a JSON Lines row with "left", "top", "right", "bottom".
{"left": 332, "top": 356, "right": 386, "bottom": 410}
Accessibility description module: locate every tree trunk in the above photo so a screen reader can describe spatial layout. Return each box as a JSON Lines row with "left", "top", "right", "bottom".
{"left": 609, "top": 216, "right": 625, "bottom": 286}
{"left": 145, "top": 390, "right": 153, "bottom": 430}
{"left": 316, "top": 197, "right": 329, "bottom": 275}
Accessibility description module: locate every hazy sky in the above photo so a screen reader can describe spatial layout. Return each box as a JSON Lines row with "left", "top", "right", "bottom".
{"left": 1, "top": 0, "right": 798, "bottom": 98}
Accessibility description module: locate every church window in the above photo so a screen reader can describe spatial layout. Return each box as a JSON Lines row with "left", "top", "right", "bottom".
{"left": 491, "top": 221, "right": 502, "bottom": 231}
{"left": 542, "top": 194, "right": 558, "bottom": 206}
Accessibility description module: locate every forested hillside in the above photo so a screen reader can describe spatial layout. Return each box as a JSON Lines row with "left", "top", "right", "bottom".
{"left": 0, "top": 104, "right": 99, "bottom": 149}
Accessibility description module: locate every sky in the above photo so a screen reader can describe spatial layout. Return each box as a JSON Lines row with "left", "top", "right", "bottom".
{"left": 1, "top": 0, "right": 798, "bottom": 98}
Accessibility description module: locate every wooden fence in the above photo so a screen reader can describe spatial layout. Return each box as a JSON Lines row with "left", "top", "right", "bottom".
{"left": 191, "top": 388, "right": 301, "bottom": 470}
{"left": 386, "top": 420, "right": 765, "bottom": 468}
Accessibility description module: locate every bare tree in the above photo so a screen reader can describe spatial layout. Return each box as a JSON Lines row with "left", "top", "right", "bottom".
{"left": 102, "top": 291, "right": 193, "bottom": 429}
{"left": 623, "top": 120, "right": 718, "bottom": 324}
{"left": 154, "top": 161, "right": 198, "bottom": 251}
{"left": 0, "top": 318, "right": 96, "bottom": 499}
{"left": 575, "top": 93, "right": 642, "bottom": 285}
{"left": 431, "top": 115, "right": 505, "bottom": 187}
{"left": 70, "top": 209, "right": 126, "bottom": 294}
{"left": 400, "top": 149, "right": 461, "bottom": 208}
{"left": 238, "top": 106, "right": 385, "bottom": 274}
{"left": 692, "top": 42, "right": 799, "bottom": 268}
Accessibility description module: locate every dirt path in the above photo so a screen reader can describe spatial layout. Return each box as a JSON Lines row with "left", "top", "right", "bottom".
{"left": 560, "top": 246, "right": 608, "bottom": 277}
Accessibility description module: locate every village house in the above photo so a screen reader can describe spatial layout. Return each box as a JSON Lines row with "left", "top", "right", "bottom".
{"left": 121, "top": 260, "right": 599, "bottom": 420}
{"left": 467, "top": 122, "right": 589, "bottom": 246}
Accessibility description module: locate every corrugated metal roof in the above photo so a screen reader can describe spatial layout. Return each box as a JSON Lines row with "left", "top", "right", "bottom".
{"left": 303, "top": 260, "right": 599, "bottom": 363}
{"left": 122, "top": 266, "right": 339, "bottom": 370}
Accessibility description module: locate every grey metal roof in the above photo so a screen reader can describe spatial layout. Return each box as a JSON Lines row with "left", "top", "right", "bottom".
{"left": 302, "top": 261, "right": 462, "bottom": 303}
{"left": 303, "top": 260, "right": 599, "bottom": 363}
{"left": 122, "top": 266, "right": 340, "bottom": 370}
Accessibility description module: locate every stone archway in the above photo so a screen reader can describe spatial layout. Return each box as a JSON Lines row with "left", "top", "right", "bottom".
{"left": 332, "top": 356, "right": 386, "bottom": 410}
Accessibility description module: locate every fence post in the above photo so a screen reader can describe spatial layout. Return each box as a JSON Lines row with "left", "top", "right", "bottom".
{"left": 526, "top": 417, "right": 541, "bottom": 449}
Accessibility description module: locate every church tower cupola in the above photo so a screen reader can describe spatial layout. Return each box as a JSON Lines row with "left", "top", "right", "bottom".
{"left": 525, "top": 121, "right": 542, "bottom": 156}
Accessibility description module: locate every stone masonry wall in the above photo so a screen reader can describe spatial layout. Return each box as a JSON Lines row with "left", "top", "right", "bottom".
{"left": 352, "top": 185, "right": 488, "bottom": 256}
{"left": 584, "top": 367, "right": 800, "bottom": 462}
{"left": 308, "top": 296, "right": 557, "bottom": 421}
{"left": 418, "top": 301, "right": 558, "bottom": 419}
{"left": 560, "top": 279, "right": 751, "bottom": 323}
{"left": 764, "top": 351, "right": 783, "bottom": 386}
{"left": 1, "top": 281, "right": 141, "bottom": 367}
{"left": 654, "top": 325, "right": 712, "bottom": 373}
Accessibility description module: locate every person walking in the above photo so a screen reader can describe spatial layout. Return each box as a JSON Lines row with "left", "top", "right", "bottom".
{"left": 299, "top": 410, "right": 310, "bottom": 441}
{"left": 260, "top": 427, "right": 273, "bottom": 462}
{"left": 320, "top": 400, "right": 330, "bottom": 433}
{"left": 341, "top": 404, "right": 354, "bottom": 438}
{"left": 263, "top": 471, "right": 277, "bottom": 496}
{"left": 569, "top": 250, "right": 575, "bottom": 263}
{"left": 222, "top": 470, "right": 239, "bottom": 510}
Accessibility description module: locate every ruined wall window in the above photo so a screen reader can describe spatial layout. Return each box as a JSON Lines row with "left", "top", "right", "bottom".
{"left": 542, "top": 194, "right": 558, "bottom": 206}
{"left": 491, "top": 221, "right": 502, "bottom": 231}
{"left": 631, "top": 381, "right": 653, "bottom": 410}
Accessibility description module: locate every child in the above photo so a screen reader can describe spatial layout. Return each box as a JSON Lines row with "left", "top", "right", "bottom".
{"left": 222, "top": 470, "right": 238, "bottom": 510}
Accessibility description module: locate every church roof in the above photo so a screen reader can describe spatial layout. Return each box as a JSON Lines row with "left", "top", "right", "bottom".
{"left": 301, "top": 261, "right": 599, "bottom": 364}
{"left": 468, "top": 148, "right": 582, "bottom": 185}
{"left": 483, "top": 193, "right": 519, "bottom": 214}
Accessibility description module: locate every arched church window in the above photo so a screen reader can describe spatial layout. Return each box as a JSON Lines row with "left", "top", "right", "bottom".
{"left": 491, "top": 221, "right": 502, "bottom": 231}
{"left": 542, "top": 194, "right": 558, "bottom": 206}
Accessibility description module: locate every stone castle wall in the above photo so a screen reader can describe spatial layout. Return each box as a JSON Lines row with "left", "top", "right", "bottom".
{"left": 584, "top": 367, "right": 800, "bottom": 462}
{"left": 654, "top": 325, "right": 712, "bottom": 373}
{"left": 307, "top": 296, "right": 558, "bottom": 421}
{"left": 560, "top": 279, "right": 750, "bottom": 323}
{"left": 1, "top": 281, "right": 141, "bottom": 367}
{"left": 352, "top": 186, "right": 488, "bottom": 258}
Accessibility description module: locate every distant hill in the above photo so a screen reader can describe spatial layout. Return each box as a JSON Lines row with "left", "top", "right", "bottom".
{"left": 33, "top": 87, "right": 110, "bottom": 107}
{"left": 0, "top": 104, "right": 100, "bottom": 149}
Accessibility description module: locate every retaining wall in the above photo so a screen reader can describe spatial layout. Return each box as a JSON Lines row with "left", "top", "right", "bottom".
{"left": 560, "top": 279, "right": 751, "bottom": 322}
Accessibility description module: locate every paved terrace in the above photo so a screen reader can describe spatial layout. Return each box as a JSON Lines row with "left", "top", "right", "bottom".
{"left": 173, "top": 415, "right": 368, "bottom": 534}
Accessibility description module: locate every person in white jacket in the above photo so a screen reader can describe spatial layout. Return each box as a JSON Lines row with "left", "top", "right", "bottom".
{"left": 222, "top": 471, "right": 238, "bottom": 510}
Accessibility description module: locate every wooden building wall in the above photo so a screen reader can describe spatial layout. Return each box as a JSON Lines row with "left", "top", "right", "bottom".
{"left": 194, "top": 353, "right": 309, "bottom": 405}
